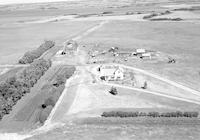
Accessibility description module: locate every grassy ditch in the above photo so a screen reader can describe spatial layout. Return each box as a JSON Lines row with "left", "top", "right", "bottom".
{"left": 33, "top": 66, "right": 75, "bottom": 124}
{"left": 19, "top": 40, "right": 55, "bottom": 64}
{"left": 101, "top": 111, "right": 199, "bottom": 118}
{"left": 0, "top": 58, "right": 51, "bottom": 120}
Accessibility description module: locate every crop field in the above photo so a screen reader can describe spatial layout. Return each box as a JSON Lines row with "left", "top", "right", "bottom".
{"left": 0, "top": 20, "right": 99, "bottom": 64}
{"left": 29, "top": 117, "right": 200, "bottom": 140}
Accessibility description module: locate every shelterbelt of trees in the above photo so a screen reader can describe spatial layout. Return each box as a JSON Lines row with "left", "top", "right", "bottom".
{"left": 0, "top": 58, "right": 51, "bottom": 120}
{"left": 19, "top": 40, "right": 55, "bottom": 64}
{"left": 102, "top": 111, "right": 199, "bottom": 118}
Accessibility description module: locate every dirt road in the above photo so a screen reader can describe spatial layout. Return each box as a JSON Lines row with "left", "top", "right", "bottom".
{"left": 102, "top": 82, "right": 200, "bottom": 105}
{"left": 107, "top": 63, "right": 200, "bottom": 97}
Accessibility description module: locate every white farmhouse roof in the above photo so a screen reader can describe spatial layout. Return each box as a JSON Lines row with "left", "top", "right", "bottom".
{"left": 100, "top": 68, "right": 116, "bottom": 76}
{"left": 136, "top": 49, "right": 146, "bottom": 53}
{"left": 100, "top": 66, "right": 124, "bottom": 76}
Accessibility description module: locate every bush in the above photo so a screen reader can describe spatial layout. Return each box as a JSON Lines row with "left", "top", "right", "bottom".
{"left": 0, "top": 58, "right": 51, "bottom": 120}
{"left": 19, "top": 40, "right": 55, "bottom": 64}
{"left": 109, "top": 87, "right": 118, "bottom": 95}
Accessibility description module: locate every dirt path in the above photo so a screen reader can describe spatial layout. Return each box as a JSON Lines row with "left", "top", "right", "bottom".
{"left": 19, "top": 14, "right": 146, "bottom": 25}
{"left": 102, "top": 82, "right": 200, "bottom": 105}
{"left": 73, "top": 20, "right": 109, "bottom": 41}
{"left": 107, "top": 63, "right": 200, "bottom": 97}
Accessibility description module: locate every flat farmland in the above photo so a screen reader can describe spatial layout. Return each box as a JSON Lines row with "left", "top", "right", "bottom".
{"left": 29, "top": 117, "right": 200, "bottom": 140}
{"left": 79, "top": 20, "right": 200, "bottom": 91}
{"left": 1, "top": 1, "right": 200, "bottom": 140}
{"left": 0, "top": 20, "right": 99, "bottom": 64}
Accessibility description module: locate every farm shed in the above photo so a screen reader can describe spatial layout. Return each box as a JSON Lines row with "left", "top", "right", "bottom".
{"left": 136, "top": 49, "right": 146, "bottom": 54}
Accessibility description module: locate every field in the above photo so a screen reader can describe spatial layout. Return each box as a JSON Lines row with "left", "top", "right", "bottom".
{"left": 29, "top": 117, "right": 200, "bottom": 140}
{"left": 0, "top": 19, "right": 99, "bottom": 64}
{"left": 1, "top": 0, "right": 200, "bottom": 140}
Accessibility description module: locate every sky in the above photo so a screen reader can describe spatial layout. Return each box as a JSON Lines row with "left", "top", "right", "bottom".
{"left": 0, "top": 0, "right": 78, "bottom": 5}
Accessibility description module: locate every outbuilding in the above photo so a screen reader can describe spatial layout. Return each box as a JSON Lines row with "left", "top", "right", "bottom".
{"left": 140, "top": 53, "right": 152, "bottom": 59}
{"left": 136, "top": 48, "right": 146, "bottom": 54}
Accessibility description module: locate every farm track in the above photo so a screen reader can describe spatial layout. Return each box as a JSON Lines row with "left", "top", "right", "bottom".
{"left": 102, "top": 82, "right": 200, "bottom": 105}
{"left": 107, "top": 63, "right": 200, "bottom": 97}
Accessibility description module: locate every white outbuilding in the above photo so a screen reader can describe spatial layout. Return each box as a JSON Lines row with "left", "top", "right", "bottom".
{"left": 136, "top": 48, "right": 146, "bottom": 54}
{"left": 141, "top": 52, "right": 152, "bottom": 59}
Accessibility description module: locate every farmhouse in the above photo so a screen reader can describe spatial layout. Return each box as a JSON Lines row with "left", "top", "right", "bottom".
{"left": 99, "top": 65, "right": 124, "bottom": 81}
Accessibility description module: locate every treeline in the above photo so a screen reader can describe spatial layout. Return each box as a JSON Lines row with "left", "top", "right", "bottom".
{"left": 0, "top": 58, "right": 51, "bottom": 120}
{"left": 150, "top": 18, "right": 183, "bottom": 21}
{"left": 143, "top": 10, "right": 172, "bottom": 20}
{"left": 143, "top": 13, "right": 158, "bottom": 19}
{"left": 19, "top": 40, "right": 55, "bottom": 64}
{"left": 174, "top": 7, "right": 200, "bottom": 11}
{"left": 101, "top": 111, "right": 199, "bottom": 118}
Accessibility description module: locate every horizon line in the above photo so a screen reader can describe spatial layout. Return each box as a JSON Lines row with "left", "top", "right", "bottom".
{"left": 0, "top": 0, "right": 82, "bottom": 6}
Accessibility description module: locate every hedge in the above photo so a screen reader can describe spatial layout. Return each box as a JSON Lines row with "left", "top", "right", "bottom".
{"left": 0, "top": 58, "right": 51, "bottom": 120}
{"left": 19, "top": 40, "right": 55, "bottom": 64}
{"left": 101, "top": 111, "right": 199, "bottom": 118}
